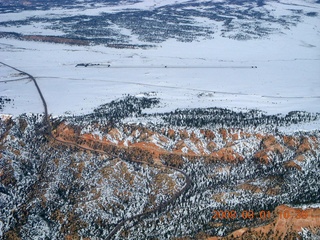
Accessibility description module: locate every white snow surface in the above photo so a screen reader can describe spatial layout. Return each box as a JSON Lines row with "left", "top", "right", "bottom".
{"left": 288, "top": 203, "right": 320, "bottom": 210}
{"left": 0, "top": 0, "right": 319, "bottom": 131}
{"left": 0, "top": 221, "right": 3, "bottom": 238}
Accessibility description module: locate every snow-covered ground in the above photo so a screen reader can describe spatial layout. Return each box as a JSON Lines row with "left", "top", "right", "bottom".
{"left": 0, "top": 0, "right": 319, "bottom": 124}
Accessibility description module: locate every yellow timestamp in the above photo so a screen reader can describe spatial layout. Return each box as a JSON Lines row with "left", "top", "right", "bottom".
{"left": 212, "top": 209, "right": 309, "bottom": 220}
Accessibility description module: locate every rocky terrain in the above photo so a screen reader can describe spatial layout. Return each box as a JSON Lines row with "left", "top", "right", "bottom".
{"left": 1, "top": 96, "right": 319, "bottom": 239}
{"left": 0, "top": 0, "right": 319, "bottom": 239}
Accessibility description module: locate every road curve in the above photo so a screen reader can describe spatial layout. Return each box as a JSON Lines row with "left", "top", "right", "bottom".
{"left": 0, "top": 62, "right": 50, "bottom": 131}
{"left": 0, "top": 62, "right": 192, "bottom": 240}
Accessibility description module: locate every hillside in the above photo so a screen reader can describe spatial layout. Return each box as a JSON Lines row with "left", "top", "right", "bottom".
{"left": 0, "top": 0, "right": 319, "bottom": 238}
{"left": 1, "top": 96, "right": 319, "bottom": 239}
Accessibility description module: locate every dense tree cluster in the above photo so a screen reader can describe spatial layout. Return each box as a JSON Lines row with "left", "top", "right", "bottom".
{"left": 124, "top": 149, "right": 320, "bottom": 239}
{"left": 0, "top": 114, "right": 184, "bottom": 239}
{"left": 0, "top": 0, "right": 137, "bottom": 13}
{"left": 0, "top": 96, "right": 13, "bottom": 111}
{"left": 160, "top": 108, "right": 320, "bottom": 129}
{"left": 0, "top": 0, "right": 306, "bottom": 44}
{"left": 1, "top": 95, "right": 320, "bottom": 239}
{"left": 66, "top": 96, "right": 320, "bottom": 132}
{"left": 74, "top": 95, "right": 160, "bottom": 124}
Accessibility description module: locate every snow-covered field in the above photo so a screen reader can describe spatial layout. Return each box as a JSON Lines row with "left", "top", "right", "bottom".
{"left": 0, "top": 0, "right": 319, "bottom": 120}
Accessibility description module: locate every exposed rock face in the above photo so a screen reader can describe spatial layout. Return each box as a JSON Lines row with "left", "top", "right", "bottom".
{"left": 1, "top": 103, "right": 319, "bottom": 239}
{"left": 0, "top": 115, "right": 186, "bottom": 239}
{"left": 49, "top": 117, "right": 320, "bottom": 238}
{"left": 283, "top": 136, "right": 298, "bottom": 149}
{"left": 283, "top": 160, "right": 302, "bottom": 171}
{"left": 297, "top": 137, "right": 312, "bottom": 154}
{"left": 53, "top": 121, "right": 318, "bottom": 169}
{"left": 253, "top": 135, "right": 285, "bottom": 164}
{"left": 23, "top": 35, "right": 90, "bottom": 45}
{"left": 211, "top": 147, "right": 244, "bottom": 162}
